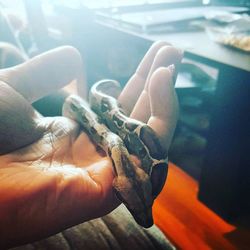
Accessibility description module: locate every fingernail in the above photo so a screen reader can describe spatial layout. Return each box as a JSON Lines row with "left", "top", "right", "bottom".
{"left": 168, "top": 64, "right": 177, "bottom": 85}
{"left": 168, "top": 64, "right": 175, "bottom": 75}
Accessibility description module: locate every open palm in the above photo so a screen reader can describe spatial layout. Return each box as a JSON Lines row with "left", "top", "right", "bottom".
{"left": 0, "top": 43, "right": 182, "bottom": 248}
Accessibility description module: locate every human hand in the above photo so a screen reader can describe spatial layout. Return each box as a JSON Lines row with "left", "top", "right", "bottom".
{"left": 0, "top": 42, "right": 182, "bottom": 248}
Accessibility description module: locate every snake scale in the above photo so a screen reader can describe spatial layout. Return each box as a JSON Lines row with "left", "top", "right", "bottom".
{"left": 62, "top": 79, "right": 168, "bottom": 228}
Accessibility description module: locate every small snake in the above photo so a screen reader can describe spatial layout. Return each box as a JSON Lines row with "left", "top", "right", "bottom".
{"left": 62, "top": 79, "right": 168, "bottom": 228}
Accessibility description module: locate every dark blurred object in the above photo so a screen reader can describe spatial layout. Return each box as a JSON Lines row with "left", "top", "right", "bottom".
{"left": 198, "top": 67, "right": 250, "bottom": 222}
{"left": 170, "top": 61, "right": 216, "bottom": 179}
{"left": 170, "top": 128, "right": 206, "bottom": 179}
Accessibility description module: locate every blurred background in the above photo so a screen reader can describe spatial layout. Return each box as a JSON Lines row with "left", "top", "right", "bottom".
{"left": 0, "top": 0, "right": 249, "bottom": 249}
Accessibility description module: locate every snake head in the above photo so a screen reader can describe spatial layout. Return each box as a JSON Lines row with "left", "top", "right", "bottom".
{"left": 113, "top": 167, "right": 154, "bottom": 228}
{"left": 91, "top": 79, "right": 122, "bottom": 99}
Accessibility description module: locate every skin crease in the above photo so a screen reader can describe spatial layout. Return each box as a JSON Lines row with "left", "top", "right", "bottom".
{"left": 0, "top": 42, "right": 182, "bottom": 249}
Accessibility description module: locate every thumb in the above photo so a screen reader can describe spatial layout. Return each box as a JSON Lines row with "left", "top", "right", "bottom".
{"left": 0, "top": 81, "right": 44, "bottom": 155}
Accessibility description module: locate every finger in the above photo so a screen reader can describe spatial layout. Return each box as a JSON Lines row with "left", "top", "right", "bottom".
{"left": 118, "top": 41, "right": 169, "bottom": 114}
{"left": 130, "top": 46, "right": 182, "bottom": 122}
{"left": 144, "top": 45, "right": 183, "bottom": 90}
{"left": 0, "top": 46, "right": 87, "bottom": 103}
{"left": 147, "top": 66, "right": 179, "bottom": 152}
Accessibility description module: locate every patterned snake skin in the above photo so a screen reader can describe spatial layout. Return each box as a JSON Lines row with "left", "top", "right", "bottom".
{"left": 62, "top": 79, "right": 168, "bottom": 228}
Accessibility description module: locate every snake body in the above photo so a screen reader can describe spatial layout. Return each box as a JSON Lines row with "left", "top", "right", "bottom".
{"left": 90, "top": 80, "right": 168, "bottom": 176}
{"left": 63, "top": 80, "right": 168, "bottom": 228}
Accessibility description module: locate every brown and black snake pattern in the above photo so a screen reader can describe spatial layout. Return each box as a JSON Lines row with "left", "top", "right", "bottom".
{"left": 62, "top": 80, "right": 168, "bottom": 228}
